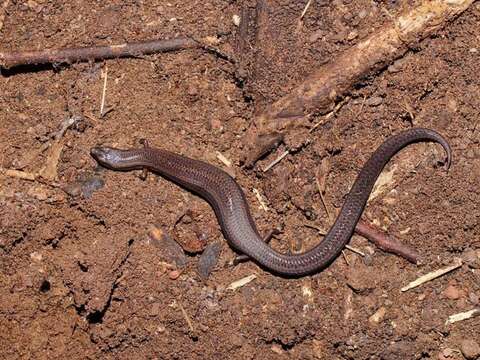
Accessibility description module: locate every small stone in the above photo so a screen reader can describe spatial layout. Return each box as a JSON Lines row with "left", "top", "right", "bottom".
{"left": 469, "top": 48, "right": 478, "bottom": 53}
{"left": 271, "top": 344, "right": 283, "bottom": 355}
{"left": 230, "top": 333, "right": 244, "bottom": 348}
{"left": 443, "top": 285, "right": 461, "bottom": 300}
{"left": 369, "top": 306, "right": 386, "bottom": 324}
{"left": 197, "top": 242, "right": 221, "bottom": 279}
{"left": 168, "top": 270, "right": 181, "bottom": 280}
{"left": 156, "top": 325, "right": 166, "bottom": 333}
{"left": 469, "top": 292, "right": 479, "bottom": 305}
{"left": 442, "top": 348, "right": 454, "bottom": 357}
{"left": 460, "top": 339, "right": 480, "bottom": 360}
{"left": 358, "top": 9, "right": 367, "bottom": 19}
{"left": 347, "top": 30, "right": 358, "bottom": 40}
{"left": 346, "top": 264, "right": 376, "bottom": 294}
{"left": 30, "top": 252, "right": 43, "bottom": 262}
{"left": 388, "top": 57, "right": 407, "bottom": 73}
{"left": 27, "top": 185, "right": 49, "bottom": 201}
{"left": 309, "top": 30, "right": 325, "bottom": 43}
{"left": 64, "top": 176, "right": 105, "bottom": 198}
{"left": 148, "top": 226, "right": 187, "bottom": 268}
{"left": 365, "top": 96, "right": 383, "bottom": 106}
{"left": 232, "top": 14, "right": 241, "bottom": 26}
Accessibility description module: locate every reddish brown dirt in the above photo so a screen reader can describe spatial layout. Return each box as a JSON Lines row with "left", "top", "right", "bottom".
{"left": 1, "top": 1, "right": 479, "bottom": 359}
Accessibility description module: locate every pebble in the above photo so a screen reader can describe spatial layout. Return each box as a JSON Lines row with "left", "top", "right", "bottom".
{"left": 388, "top": 57, "right": 407, "bottom": 73}
{"left": 271, "top": 344, "right": 284, "bottom": 355}
{"left": 232, "top": 14, "right": 241, "bottom": 26}
{"left": 369, "top": 307, "right": 386, "bottom": 324}
{"left": 438, "top": 348, "right": 454, "bottom": 360}
{"left": 358, "top": 9, "right": 368, "bottom": 19}
{"left": 346, "top": 266, "right": 375, "bottom": 294}
{"left": 230, "top": 333, "right": 244, "bottom": 348}
{"left": 469, "top": 292, "right": 479, "bottom": 305}
{"left": 148, "top": 226, "right": 187, "bottom": 268}
{"left": 460, "top": 339, "right": 480, "bottom": 360}
{"left": 347, "top": 30, "right": 358, "bottom": 40}
{"left": 168, "top": 270, "right": 181, "bottom": 280}
{"left": 63, "top": 176, "right": 105, "bottom": 198}
{"left": 30, "top": 252, "right": 43, "bottom": 262}
{"left": 365, "top": 96, "right": 383, "bottom": 106}
{"left": 443, "top": 285, "right": 461, "bottom": 300}
{"left": 197, "top": 242, "right": 222, "bottom": 279}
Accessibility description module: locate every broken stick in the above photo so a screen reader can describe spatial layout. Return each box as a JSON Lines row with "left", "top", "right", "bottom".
{"left": 355, "top": 221, "right": 421, "bottom": 264}
{"left": 246, "top": 0, "right": 475, "bottom": 164}
{"left": 0, "top": 37, "right": 201, "bottom": 69}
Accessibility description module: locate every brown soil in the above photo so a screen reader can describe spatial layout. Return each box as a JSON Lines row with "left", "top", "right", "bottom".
{"left": 1, "top": 1, "right": 479, "bottom": 359}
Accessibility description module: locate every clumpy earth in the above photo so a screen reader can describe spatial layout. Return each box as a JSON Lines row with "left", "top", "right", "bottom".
{"left": 1, "top": 1, "right": 479, "bottom": 359}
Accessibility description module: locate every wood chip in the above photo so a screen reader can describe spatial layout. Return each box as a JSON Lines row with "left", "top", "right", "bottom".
{"left": 1, "top": 168, "right": 36, "bottom": 181}
{"left": 216, "top": 151, "right": 232, "bottom": 167}
{"left": 401, "top": 258, "right": 463, "bottom": 292}
{"left": 262, "top": 150, "right": 289, "bottom": 172}
{"left": 253, "top": 188, "right": 269, "bottom": 212}
{"left": 226, "top": 274, "right": 257, "bottom": 291}
{"left": 445, "top": 308, "right": 480, "bottom": 325}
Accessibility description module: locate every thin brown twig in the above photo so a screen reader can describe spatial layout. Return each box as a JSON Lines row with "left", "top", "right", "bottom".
{"left": 304, "top": 219, "right": 420, "bottom": 264}
{"left": 0, "top": 37, "right": 200, "bottom": 69}
{"left": 174, "top": 298, "right": 197, "bottom": 339}
{"left": 315, "top": 165, "right": 332, "bottom": 222}
{"left": 300, "top": 0, "right": 314, "bottom": 20}
{"left": 355, "top": 220, "right": 421, "bottom": 264}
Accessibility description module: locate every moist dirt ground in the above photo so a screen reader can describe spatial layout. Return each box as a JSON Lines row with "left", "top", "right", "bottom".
{"left": 1, "top": 1, "right": 479, "bottom": 359}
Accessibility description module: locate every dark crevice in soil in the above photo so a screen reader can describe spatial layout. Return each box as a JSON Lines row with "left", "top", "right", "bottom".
{"left": 87, "top": 240, "right": 133, "bottom": 324}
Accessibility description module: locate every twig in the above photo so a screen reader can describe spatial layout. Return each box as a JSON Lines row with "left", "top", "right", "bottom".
{"left": 355, "top": 221, "right": 421, "bottom": 264}
{"left": 401, "top": 258, "right": 463, "bottom": 292}
{"left": 253, "top": 188, "right": 269, "bottom": 212}
{"left": 315, "top": 162, "right": 332, "bottom": 222}
{"left": 1, "top": 168, "right": 36, "bottom": 181}
{"left": 345, "top": 244, "right": 365, "bottom": 257}
{"left": 0, "top": 37, "right": 200, "bottom": 69}
{"left": 227, "top": 274, "right": 257, "bottom": 290}
{"left": 305, "top": 219, "right": 422, "bottom": 263}
{"left": 262, "top": 149, "right": 289, "bottom": 172}
{"left": 300, "top": 0, "right": 314, "bottom": 20}
{"left": 303, "top": 223, "right": 326, "bottom": 235}
{"left": 310, "top": 97, "right": 350, "bottom": 134}
{"left": 445, "top": 308, "right": 480, "bottom": 325}
{"left": 216, "top": 151, "right": 232, "bottom": 167}
{"left": 99, "top": 65, "right": 108, "bottom": 117}
{"left": 175, "top": 298, "right": 197, "bottom": 339}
